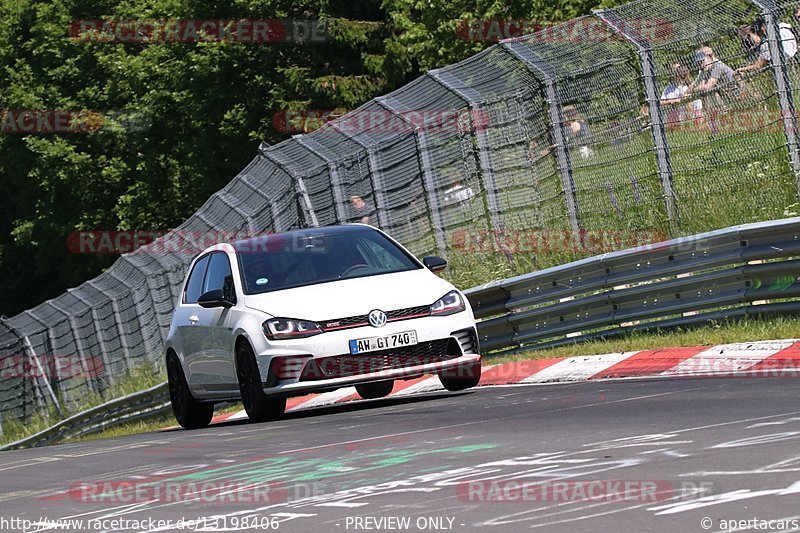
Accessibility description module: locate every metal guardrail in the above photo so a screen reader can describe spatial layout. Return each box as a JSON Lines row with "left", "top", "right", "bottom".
{"left": 0, "top": 382, "right": 170, "bottom": 451}
{"left": 466, "top": 218, "right": 800, "bottom": 354}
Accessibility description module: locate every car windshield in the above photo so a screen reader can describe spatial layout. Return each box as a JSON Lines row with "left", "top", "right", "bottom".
{"left": 235, "top": 228, "right": 422, "bottom": 294}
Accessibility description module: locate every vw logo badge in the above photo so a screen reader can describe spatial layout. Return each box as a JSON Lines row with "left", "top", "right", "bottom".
{"left": 368, "top": 309, "right": 387, "bottom": 328}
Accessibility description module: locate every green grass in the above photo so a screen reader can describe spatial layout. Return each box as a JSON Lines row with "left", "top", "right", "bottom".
{"left": 487, "top": 316, "right": 799, "bottom": 364}
{"left": 0, "top": 363, "right": 166, "bottom": 446}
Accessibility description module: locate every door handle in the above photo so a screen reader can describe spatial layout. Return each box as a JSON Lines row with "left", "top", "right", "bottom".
{"left": 188, "top": 315, "right": 199, "bottom": 324}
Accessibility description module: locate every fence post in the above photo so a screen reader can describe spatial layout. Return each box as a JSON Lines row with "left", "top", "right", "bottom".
{"left": 329, "top": 123, "right": 392, "bottom": 230}
{"left": 86, "top": 280, "right": 134, "bottom": 375}
{"left": 22, "top": 334, "right": 61, "bottom": 415}
{"left": 46, "top": 300, "right": 97, "bottom": 395}
{"left": 294, "top": 135, "right": 350, "bottom": 224}
{"left": 238, "top": 173, "right": 288, "bottom": 232}
{"left": 426, "top": 70, "right": 505, "bottom": 237}
{"left": 259, "top": 143, "right": 319, "bottom": 227}
{"left": 751, "top": 0, "right": 800, "bottom": 195}
{"left": 213, "top": 191, "right": 255, "bottom": 237}
{"left": 68, "top": 288, "right": 115, "bottom": 388}
{"left": 594, "top": 10, "right": 680, "bottom": 234}
{"left": 375, "top": 96, "right": 448, "bottom": 256}
{"left": 499, "top": 41, "right": 581, "bottom": 241}
{"left": 0, "top": 317, "right": 53, "bottom": 419}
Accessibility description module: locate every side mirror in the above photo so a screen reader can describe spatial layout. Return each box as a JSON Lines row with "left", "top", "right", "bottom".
{"left": 197, "top": 289, "right": 234, "bottom": 309}
{"left": 422, "top": 256, "right": 448, "bottom": 273}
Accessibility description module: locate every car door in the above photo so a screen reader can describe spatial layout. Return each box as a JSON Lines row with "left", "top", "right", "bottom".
{"left": 176, "top": 253, "right": 210, "bottom": 392}
{"left": 194, "top": 251, "right": 238, "bottom": 393}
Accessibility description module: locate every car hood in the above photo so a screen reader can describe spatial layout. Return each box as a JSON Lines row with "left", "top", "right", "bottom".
{"left": 242, "top": 268, "right": 455, "bottom": 320}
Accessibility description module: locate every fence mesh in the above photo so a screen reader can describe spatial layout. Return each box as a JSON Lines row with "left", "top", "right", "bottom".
{"left": 3, "top": 0, "right": 800, "bottom": 426}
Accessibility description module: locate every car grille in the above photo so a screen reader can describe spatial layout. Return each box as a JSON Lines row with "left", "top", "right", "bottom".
{"left": 298, "top": 338, "right": 461, "bottom": 381}
{"left": 318, "top": 304, "right": 431, "bottom": 332}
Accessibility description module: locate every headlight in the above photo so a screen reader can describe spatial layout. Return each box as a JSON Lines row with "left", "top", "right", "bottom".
{"left": 430, "top": 290, "right": 466, "bottom": 316}
{"left": 263, "top": 318, "right": 323, "bottom": 340}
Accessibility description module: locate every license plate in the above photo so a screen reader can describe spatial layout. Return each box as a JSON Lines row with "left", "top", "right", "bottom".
{"left": 349, "top": 331, "right": 418, "bottom": 354}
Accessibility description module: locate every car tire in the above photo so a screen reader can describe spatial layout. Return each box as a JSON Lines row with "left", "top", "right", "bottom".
{"left": 236, "top": 341, "right": 286, "bottom": 423}
{"left": 167, "top": 353, "right": 214, "bottom": 429}
{"left": 438, "top": 361, "right": 481, "bottom": 392}
{"left": 355, "top": 380, "right": 394, "bottom": 399}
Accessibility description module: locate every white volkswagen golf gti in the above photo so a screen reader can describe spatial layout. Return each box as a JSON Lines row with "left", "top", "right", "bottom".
{"left": 165, "top": 224, "right": 481, "bottom": 428}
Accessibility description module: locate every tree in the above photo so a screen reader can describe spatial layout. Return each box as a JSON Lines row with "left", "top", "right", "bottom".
{"left": 0, "top": 0, "right": 613, "bottom": 316}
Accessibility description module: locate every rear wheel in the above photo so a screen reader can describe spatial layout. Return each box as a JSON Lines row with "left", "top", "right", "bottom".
{"left": 355, "top": 380, "right": 394, "bottom": 399}
{"left": 236, "top": 341, "right": 286, "bottom": 422}
{"left": 439, "top": 361, "right": 481, "bottom": 392}
{"left": 167, "top": 353, "right": 214, "bottom": 429}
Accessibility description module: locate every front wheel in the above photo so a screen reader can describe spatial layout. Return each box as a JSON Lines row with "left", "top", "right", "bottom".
{"left": 167, "top": 353, "right": 214, "bottom": 429}
{"left": 438, "top": 361, "right": 481, "bottom": 392}
{"left": 236, "top": 341, "right": 286, "bottom": 422}
{"left": 355, "top": 380, "right": 394, "bottom": 399}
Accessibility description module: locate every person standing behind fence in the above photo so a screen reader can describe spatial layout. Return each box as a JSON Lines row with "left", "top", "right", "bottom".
{"left": 686, "top": 47, "right": 741, "bottom": 99}
{"left": 686, "top": 46, "right": 742, "bottom": 134}
{"left": 561, "top": 104, "right": 593, "bottom": 158}
{"left": 736, "top": 18, "right": 797, "bottom": 76}
{"left": 349, "top": 195, "right": 375, "bottom": 224}
{"left": 660, "top": 63, "right": 703, "bottom": 124}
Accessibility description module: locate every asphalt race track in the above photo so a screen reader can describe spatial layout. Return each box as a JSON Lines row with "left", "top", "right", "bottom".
{"left": 1, "top": 377, "right": 799, "bottom": 533}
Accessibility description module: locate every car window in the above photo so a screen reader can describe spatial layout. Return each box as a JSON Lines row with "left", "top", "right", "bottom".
{"left": 184, "top": 254, "right": 210, "bottom": 304}
{"left": 236, "top": 228, "right": 421, "bottom": 294}
{"left": 203, "top": 252, "right": 235, "bottom": 300}
{"left": 355, "top": 237, "right": 410, "bottom": 270}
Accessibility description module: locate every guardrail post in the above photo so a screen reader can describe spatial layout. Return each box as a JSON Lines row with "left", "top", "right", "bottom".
{"left": 294, "top": 135, "right": 350, "bottom": 224}
{"left": 750, "top": 0, "right": 800, "bottom": 196}
{"left": 427, "top": 70, "right": 505, "bottom": 237}
{"left": 594, "top": 10, "right": 680, "bottom": 234}
{"left": 375, "top": 96, "right": 448, "bottom": 256}
{"left": 259, "top": 144, "right": 320, "bottom": 227}
{"left": 499, "top": 41, "right": 582, "bottom": 241}
{"left": 329, "top": 123, "right": 392, "bottom": 230}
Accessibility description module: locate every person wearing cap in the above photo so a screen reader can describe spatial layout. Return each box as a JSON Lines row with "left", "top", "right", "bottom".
{"left": 737, "top": 19, "right": 797, "bottom": 75}
{"left": 686, "top": 46, "right": 740, "bottom": 98}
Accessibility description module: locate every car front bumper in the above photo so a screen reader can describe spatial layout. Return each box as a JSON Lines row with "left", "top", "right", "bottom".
{"left": 260, "top": 352, "right": 481, "bottom": 396}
